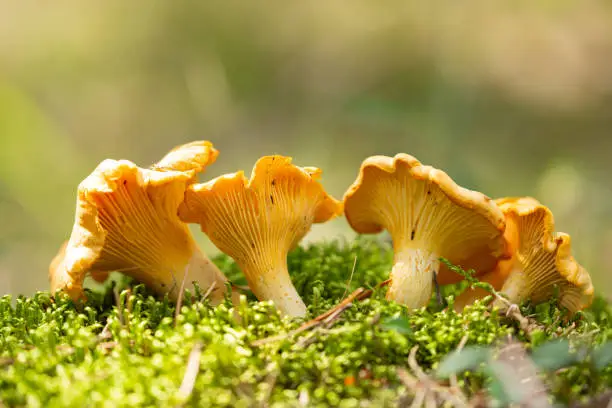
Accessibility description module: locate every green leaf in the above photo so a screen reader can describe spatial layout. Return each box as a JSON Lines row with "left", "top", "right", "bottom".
{"left": 531, "top": 339, "right": 578, "bottom": 371}
{"left": 436, "top": 345, "right": 491, "bottom": 378}
{"left": 592, "top": 342, "right": 612, "bottom": 371}
{"left": 380, "top": 316, "right": 413, "bottom": 335}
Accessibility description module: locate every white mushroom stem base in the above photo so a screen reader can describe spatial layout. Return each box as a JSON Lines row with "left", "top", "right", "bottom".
{"left": 129, "top": 245, "right": 231, "bottom": 304}
{"left": 243, "top": 266, "right": 307, "bottom": 318}
{"left": 386, "top": 248, "right": 440, "bottom": 310}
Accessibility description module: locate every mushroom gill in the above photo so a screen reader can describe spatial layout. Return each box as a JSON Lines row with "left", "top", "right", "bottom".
{"left": 465, "top": 197, "right": 594, "bottom": 314}
{"left": 49, "top": 141, "right": 234, "bottom": 305}
{"left": 343, "top": 153, "right": 508, "bottom": 310}
{"left": 178, "top": 155, "right": 343, "bottom": 317}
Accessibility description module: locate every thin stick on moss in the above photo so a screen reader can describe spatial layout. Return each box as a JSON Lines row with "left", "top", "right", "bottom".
{"left": 98, "top": 320, "right": 112, "bottom": 341}
{"left": 250, "top": 288, "right": 364, "bottom": 347}
{"left": 397, "top": 369, "right": 427, "bottom": 408}
{"left": 252, "top": 282, "right": 390, "bottom": 347}
{"left": 424, "top": 392, "right": 436, "bottom": 408}
{"left": 177, "top": 342, "right": 203, "bottom": 404}
{"left": 174, "top": 266, "right": 190, "bottom": 327}
{"left": 504, "top": 304, "right": 544, "bottom": 336}
{"left": 202, "top": 281, "right": 217, "bottom": 302}
{"left": 342, "top": 255, "right": 358, "bottom": 300}
{"left": 408, "top": 346, "right": 427, "bottom": 380}
{"left": 401, "top": 346, "right": 470, "bottom": 408}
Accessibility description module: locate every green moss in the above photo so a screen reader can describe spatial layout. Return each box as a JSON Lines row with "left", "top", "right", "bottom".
{"left": 0, "top": 238, "right": 610, "bottom": 407}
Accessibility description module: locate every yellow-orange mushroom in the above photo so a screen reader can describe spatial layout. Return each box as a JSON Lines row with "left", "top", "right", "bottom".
{"left": 343, "top": 154, "right": 507, "bottom": 310}
{"left": 49, "top": 141, "right": 235, "bottom": 305}
{"left": 179, "top": 155, "right": 343, "bottom": 317}
{"left": 455, "top": 197, "right": 593, "bottom": 314}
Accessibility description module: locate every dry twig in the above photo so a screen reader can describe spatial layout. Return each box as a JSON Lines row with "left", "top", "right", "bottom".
{"left": 398, "top": 346, "right": 470, "bottom": 408}
{"left": 174, "top": 266, "right": 190, "bottom": 327}
{"left": 176, "top": 342, "right": 203, "bottom": 405}
{"left": 489, "top": 292, "right": 545, "bottom": 337}
{"left": 201, "top": 281, "right": 217, "bottom": 302}
{"left": 251, "top": 281, "right": 390, "bottom": 348}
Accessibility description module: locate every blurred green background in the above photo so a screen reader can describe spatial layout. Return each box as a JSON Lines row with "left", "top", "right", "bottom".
{"left": 1, "top": 2, "right": 611, "bottom": 297}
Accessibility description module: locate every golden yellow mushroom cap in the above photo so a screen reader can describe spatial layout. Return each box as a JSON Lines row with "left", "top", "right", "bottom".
{"left": 180, "top": 155, "right": 343, "bottom": 252}
{"left": 343, "top": 153, "right": 507, "bottom": 282}
{"left": 495, "top": 197, "right": 594, "bottom": 313}
{"left": 49, "top": 240, "right": 110, "bottom": 293}
{"left": 50, "top": 141, "right": 227, "bottom": 302}
{"left": 179, "top": 155, "right": 343, "bottom": 316}
{"left": 153, "top": 140, "right": 219, "bottom": 176}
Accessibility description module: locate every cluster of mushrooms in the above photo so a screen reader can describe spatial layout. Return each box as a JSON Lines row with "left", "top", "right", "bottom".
{"left": 49, "top": 141, "right": 594, "bottom": 318}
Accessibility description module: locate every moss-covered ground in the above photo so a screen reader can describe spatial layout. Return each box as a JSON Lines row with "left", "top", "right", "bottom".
{"left": 1, "top": 239, "right": 610, "bottom": 407}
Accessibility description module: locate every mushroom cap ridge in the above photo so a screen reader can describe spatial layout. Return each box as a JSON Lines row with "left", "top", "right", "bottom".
{"left": 344, "top": 154, "right": 505, "bottom": 234}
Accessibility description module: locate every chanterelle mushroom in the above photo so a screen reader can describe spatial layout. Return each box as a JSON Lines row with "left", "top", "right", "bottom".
{"left": 343, "top": 153, "right": 507, "bottom": 310}
{"left": 50, "top": 141, "right": 235, "bottom": 305}
{"left": 178, "top": 155, "right": 343, "bottom": 317}
{"left": 50, "top": 241, "right": 110, "bottom": 286}
{"left": 465, "top": 197, "right": 593, "bottom": 314}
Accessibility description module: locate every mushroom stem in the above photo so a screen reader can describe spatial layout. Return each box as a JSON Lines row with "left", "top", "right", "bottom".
{"left": 173, "top": 247, "right": 232, "bottom": 305}
{"left": 492, "top": 263, "right": 527, "bottom": 308}
{"left": 386, "top": 248, "right": 439, "bottom": 309}
{"left": 240, "top": 261, "right": 307, "bottom": 317}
